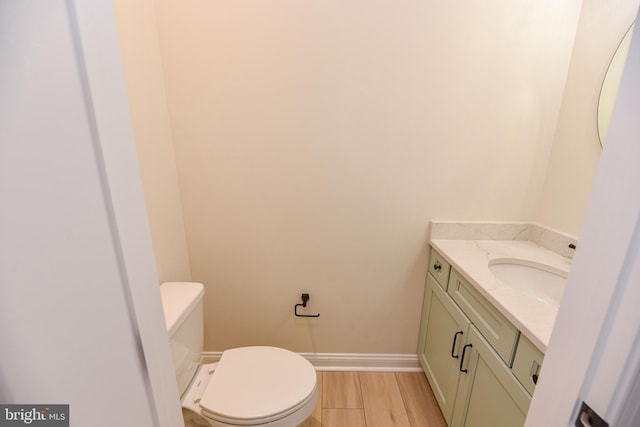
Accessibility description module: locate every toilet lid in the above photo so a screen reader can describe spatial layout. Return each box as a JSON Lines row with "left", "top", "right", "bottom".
{"left": 199, "top": 346, "right": 317, "bottom": 424}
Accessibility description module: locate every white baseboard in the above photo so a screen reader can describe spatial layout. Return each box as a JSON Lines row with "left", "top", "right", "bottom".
{"left": 201, "top": 351, "right": 421, "bottom": 372}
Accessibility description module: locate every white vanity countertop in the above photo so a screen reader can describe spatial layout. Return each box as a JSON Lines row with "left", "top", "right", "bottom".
{"left": 430, "top": 239, "right": 573, "bottom": 352}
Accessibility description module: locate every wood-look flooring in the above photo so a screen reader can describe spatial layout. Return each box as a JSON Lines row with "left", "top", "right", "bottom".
{"left": 299, "top": 371, "right": 447, "bottom": 427}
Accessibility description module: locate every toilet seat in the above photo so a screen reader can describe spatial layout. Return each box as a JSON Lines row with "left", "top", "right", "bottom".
{"left": 196, "top": 346, "right": 317, "bottom": 426}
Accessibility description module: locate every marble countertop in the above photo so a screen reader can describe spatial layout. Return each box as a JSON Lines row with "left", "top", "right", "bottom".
{"left": 430, "top": 239, "right": 573, "bottom": 352}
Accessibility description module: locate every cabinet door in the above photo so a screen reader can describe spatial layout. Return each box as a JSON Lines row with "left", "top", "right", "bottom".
{"left": 418, "top": 274, "right": 471, "bottom": 424}
{"left": 451, "top": 326, "right": 531, "bottom": 427}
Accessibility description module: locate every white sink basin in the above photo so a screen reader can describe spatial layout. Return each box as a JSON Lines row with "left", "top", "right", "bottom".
{"left": 489, "top": 258, "right": 568, "bottom": 306}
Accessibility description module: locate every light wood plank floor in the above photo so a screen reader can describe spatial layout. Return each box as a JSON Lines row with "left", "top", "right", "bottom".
{"left": 299, "top": 371, "right": 446, "bottom": 427}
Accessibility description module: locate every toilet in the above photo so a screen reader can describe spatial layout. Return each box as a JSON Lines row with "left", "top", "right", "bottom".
{"left": 160, "top": 282, "right": 318, "bottom": 427}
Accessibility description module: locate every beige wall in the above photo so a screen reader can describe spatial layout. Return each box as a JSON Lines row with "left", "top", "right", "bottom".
{"left": 150, "top": 0, "right": 581, "bottom": 353}
{"left": 537, "top": 0, "right": 639, "bottom": 236}
{"left": 113, "top": 0, "right": 192, "bottom": 283}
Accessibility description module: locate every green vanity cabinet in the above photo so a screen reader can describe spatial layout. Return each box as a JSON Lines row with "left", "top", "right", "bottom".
{"left": 419, "top": 248, "right": 542, "bottom": 427}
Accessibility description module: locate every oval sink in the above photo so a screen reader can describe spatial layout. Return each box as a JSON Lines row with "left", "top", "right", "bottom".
{"left": 489, "top": 259, "right": 568, "bottom": 306}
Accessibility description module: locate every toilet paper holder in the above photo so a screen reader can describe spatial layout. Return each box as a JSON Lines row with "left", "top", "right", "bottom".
{"left": 294, "top": 293, "right": 320, "bottom": 318}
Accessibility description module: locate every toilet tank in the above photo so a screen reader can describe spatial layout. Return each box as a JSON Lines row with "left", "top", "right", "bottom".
{"left": 160, "top": 282, "right": 205, "bottom": 397}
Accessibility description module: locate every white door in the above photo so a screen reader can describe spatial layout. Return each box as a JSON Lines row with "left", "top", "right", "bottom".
{"left": 526, "top": 6, "right": 640, "bottom": 426}
{"left": 0, "top": 1, "right": 183, "bottom": 426}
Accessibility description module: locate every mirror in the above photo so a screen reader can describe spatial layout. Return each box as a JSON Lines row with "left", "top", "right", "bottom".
{"left": 598, "top": 22, "right": 635, "bottom": 145}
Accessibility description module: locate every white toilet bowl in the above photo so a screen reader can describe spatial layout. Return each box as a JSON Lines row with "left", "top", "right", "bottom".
{"left": 159, "top": 283, "right": 318, "bottom": 427}
{"left": 182, "top": 347, "right": 318, "bottom": 427}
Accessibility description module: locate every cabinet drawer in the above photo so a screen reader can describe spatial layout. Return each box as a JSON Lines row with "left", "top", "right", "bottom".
{"left": 448, "top": 269, "right": 519, "bottom": 365}
{"left": 428, "top": 248, "right": 451, "bottom": 290}
{"left": 512, "top": 335, "right": 544, "bottom": 396}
